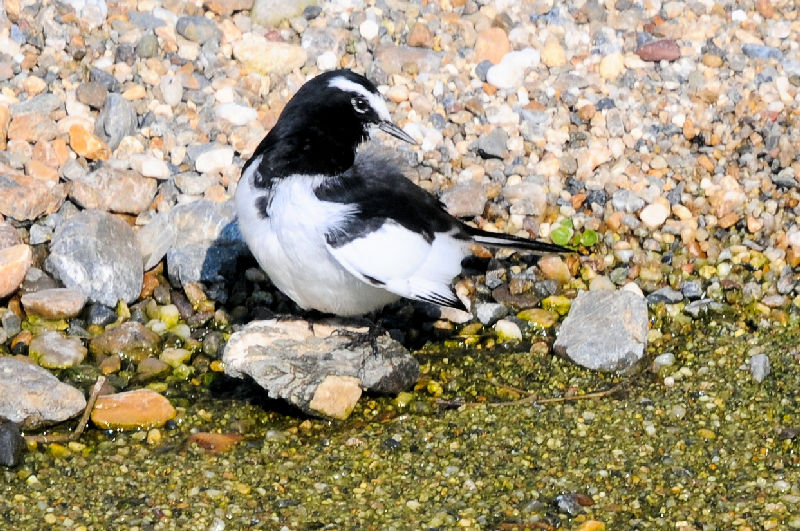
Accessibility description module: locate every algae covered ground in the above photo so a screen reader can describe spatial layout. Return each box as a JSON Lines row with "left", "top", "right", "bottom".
{"left": 2, "top": 317, "right": 800, "bottom": 530}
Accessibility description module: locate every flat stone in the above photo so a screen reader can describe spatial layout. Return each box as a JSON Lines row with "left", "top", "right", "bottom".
{"left": 0, "top": 222, "right": 22, "bottom": 249}
{"left": 194, "top": 145, "right": 234, "bottom": 174}
{"left": 69, "top": 166, "right": 156, "bottom": 214}
{"left": 28, "top": 331, "right": 88, "bottom": 369}
{"left": 251, "top": 0, "right": 315, "bottom": 27}
{"left": 75, "top": 81, "right": 107, "bottom": 109}
{"left": 91, "top": 389, "right": 176, "bottom": 430}
{"left": 0, "top": 357, "right": 86, "bottom": 429}
{"left": 9, "top": 93, "right": 62, "bottom": 117}
{"left": 176, "top": 16, "right": 221, "bottom": 44}
{"left": 7, "top": 113, "right": 58, "bottom": 142}
{"left": 636, "top": 39, "right": 680, "bottom": 62}
{"left": 0, "top": 174, "right": 68, "bottom": 221}
{"left": 89, "top": 321, "right": 161, "bottom": 363}
{"left": 554, "top": 290, "right": 648, "bottom": 372}
{"left": 440, "top": 182, "right": 488, "bottom": 218}
{"left": 407, "top": 22, "right": 433, "bottom": 48}
{"left": 21, "top": 288, "right": 87, "bottom": 319}
{"left": 223, "top": 319, "right": 419, "bottom": 419}
{"left": 646, "top": 286, "right": 684, "bottom": 304}
{"left": 0, "top": 244, "right": 32, "bottom": 298}
{"left": 69, "top": 124, "right": 110, "bottom": 160}
{"left": 45, "top": 210, "right": 143, "bottom": 306}
{"left": 233, "top": 36, "right": 307, "bottom": 75}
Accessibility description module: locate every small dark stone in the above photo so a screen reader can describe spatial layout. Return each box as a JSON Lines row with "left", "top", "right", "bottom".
{"left": 303, "top": 5, "right": 322, "bottom": 19}
{"left": 680, "top": 280, "right": 703, "bottom": 299}
{"left": 153, "top": 285, "right": 171, "bottom": 305}
{"left": 114, "top": 44, "right": 136, "bottom": 65}
{"left": 596, "top": 97, "right": 615, "bottom": 110}
{"left": 75, "top": 81, "right": 107, "bottom": 109}
{"left": 474, "top": 59, "right": 493, "bottom": 82}
{"left": 646, "top": 286, "right": 684, "bottom": 304}
{"left": 171, "top": 291, "right": 194, "bottom": 320}
{"left": 0, "top": 420, "right": 25, "bottom": 467}
{"left": 202, "top": 330, "right": 224, "bottom": 357}
{"left": 90, "top": 67, "right": 120, "bottom": 92}
{"left": 164, "top": 419, "right": 178, "bottom": 430}
{"left": 586, "top": 189, "right": 607, "bottom": 206}
{"left": 381, "top": 437, "right": 401, "bottom": 451}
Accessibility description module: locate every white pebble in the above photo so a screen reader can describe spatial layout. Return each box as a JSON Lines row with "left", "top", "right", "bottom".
{"left": 129, "top": 154, "right": 170, "bottom": 179}
{"left": 494, "top": 319, "right": 522, "bottom": 341}
{"left": 316, "top": 51, "right": 338, "bottom": 71}
{"left": 640, "top": 203, "right": 669, "bottom": 229}
{"left": 214, "top": 102, "right": 257, "bottom": 126}
{"left": 196, "top": 147, "right": 234, "bottom": 174}
{"left": 160, "top": 75, "right": 183, "bottom": 107}
{"left": 359, "top": 19, "right": 379, "bottom": 40}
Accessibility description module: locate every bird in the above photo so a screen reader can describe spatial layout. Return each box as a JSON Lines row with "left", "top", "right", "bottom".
{"left": 235, "top": 69, "right": 569, "bottom": 318}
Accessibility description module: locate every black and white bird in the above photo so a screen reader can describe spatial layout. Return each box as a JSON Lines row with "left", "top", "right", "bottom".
{"left": 235, "top": 69, "right": 568, "bottom": 317}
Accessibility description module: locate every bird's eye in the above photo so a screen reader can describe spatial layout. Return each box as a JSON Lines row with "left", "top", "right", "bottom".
{"left": 352, "top": 97, "right": 369, "bottom": 114}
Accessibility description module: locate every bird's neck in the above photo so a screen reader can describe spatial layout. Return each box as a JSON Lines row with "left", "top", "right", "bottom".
{"left": 245, "top": 118, "right": 367, "bottom": 189}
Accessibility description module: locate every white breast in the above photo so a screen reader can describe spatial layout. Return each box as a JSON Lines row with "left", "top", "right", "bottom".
{"left": 234, "top": 162, "right": 400, "bottom": 315}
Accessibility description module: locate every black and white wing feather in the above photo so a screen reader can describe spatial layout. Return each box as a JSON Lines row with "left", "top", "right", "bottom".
{"left": 316, "top": 151, "right": 469, "bottom": 309}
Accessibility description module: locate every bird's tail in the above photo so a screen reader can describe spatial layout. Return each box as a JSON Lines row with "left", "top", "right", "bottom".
{"left": 466, "top": 226, "right": 572, "bottom": 254}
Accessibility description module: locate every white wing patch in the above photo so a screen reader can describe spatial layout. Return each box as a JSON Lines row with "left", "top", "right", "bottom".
{"left": 327, "top": 222, "right": 468, "bottom": 307}
{"left": 328, "top": 76, "right": 391, "bottom": 122}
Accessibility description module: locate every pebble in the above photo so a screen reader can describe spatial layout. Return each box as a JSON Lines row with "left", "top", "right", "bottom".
{"left": 75, "top": 81, "right": 107, "bottom": 109}
{"left": 28, "top": 331, "right": 87, "bottom": 369}
{"left": 749, "top": 353, "right": 771, "bottom": 383}
{"left": 91, "top": 389, "right": 176, "bottom": 430}
{"left": 252, "top": 0, "right": 315, "bottom": 27}
{"left": 407, "top": 22, "right": 433, "bottom": 48}
{"left": 214, "top": 103, "right": 257, "bottom": 126}
{"left": 89, "top": 321, "right": 161, "bottom": 363}
{"left": 233, "top": 36, "right": 307, "bottom": 75}
{"left": 541, "top": 40, "right": 567, "bottom": 68}
{"left": 359, "top": 19, "right": 379, "bottom": 40}
{"left": 46, "top": 210, "right": 143, "bottom": 307}
{"left": 474, "top": 302, "right": 508, "bottom": 325}
{"left": 494, "top": 319, "right": 522, "bottom": 341}
{"left": 69, "top": 167, "right": 157, "bottom": 214}
{"left": 0, "top": 244, "right": 32, "bottom": 298}
{"left": 176, "top": 16, "right": 221, "bottom": 44}
{"left": 486, "top": 48, "right": 540, "bottom": 89}
{"left": 742, "top": 43, "right": 782, "bottom": 61}
{"left": 0, "top": 420, "right": 25, "bottom": 468}
{"left": 69, "top": 125, "right": 110, "bottom": 160}
{"left": 95, "top": 94, "right": 137, "bottom": 150}
{"left": 555, "top": 290, "right": 648, "bottom": 372}
{"left": 474, "top": 28, "right": 510, "bottom": 65}
{"left": 440, "top": 183, "right": 488, "bottom": 218}
{"left": 636, "top": 39, "right": 681, "bottom": 62}
{"left": 128, "top": 154, "right": 170, "bottom": 180}
{"left": 646, "top": 287, "right": 684, "bottom": 304}
{"left": 599, "top": 52, "right": 625, "bottom": 80}
{"left": 0, "top": 357, "right": 86, "bottom": 429}
{"left": 21, "top": 288, "right": 87, "bottom": 319}
{"left": 639, "top": 202, "right": 669, "bottom": 229}
{"left": 160, "top": 76, "right": 183, "bottom": 107}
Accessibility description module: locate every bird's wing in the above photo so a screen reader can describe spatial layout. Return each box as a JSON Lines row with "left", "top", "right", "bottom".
{"left": 325, "top": 220, "right": 468, "bottom": 308}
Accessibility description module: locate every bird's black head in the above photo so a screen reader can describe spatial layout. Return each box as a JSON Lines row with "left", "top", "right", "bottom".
{"left": 246, "top": 69, "right": 415, "bottom": 181}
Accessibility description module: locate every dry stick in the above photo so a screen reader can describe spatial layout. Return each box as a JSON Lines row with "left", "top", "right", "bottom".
{"left": 24, "top": 376, "right": 106, "bottom": 445}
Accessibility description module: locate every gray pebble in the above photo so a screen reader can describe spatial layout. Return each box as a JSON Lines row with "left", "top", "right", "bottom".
{"left": 76, "top": 81, "right": 107, "bottom": 109}
{"left": 646, "top": 286, "right": 684, "bottom": 304}
{"left": 680, "top": 280, "right": 703, "bottom": 299}
{"left": 95, "top": 94, "right": 137, "bottom": 150}
{"left": 749, "top": 353, "right": 770, "bottom": 383}
{"left": 476, "top": 128, "right": 508, "bottom": 158}
{"left": 136, "top": 33, "right": 159, "bottom": 58}
{"left": 9, "top": 93, "right": 62, "bottom": 117}
{"left": 90, "top": 67, "right": 120, "bottom": 92}
{"left": 742, "top": 43, "right": 782, "bottom": 61}
{"left": 176, "top": 16, "right": 221, "bottom": 44}
{"left": 0, "top": 420, "right": 25, "bottom": 468}
{"left": 475, "top": 302, "right": 509, "bottom": 325}
{"left": 86, "top": 303, "right": 118, "bottom": 327}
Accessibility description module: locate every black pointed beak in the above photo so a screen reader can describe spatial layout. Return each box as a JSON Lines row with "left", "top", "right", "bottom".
{"left": 377, "top": 120, "right": 418, "bottom": 145}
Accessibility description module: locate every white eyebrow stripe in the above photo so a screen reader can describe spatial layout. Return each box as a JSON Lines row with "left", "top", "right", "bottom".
{"left": 328, "top": 76, "right": 392, "bottom": 122}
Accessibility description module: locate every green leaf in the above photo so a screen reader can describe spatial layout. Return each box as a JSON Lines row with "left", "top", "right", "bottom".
{"left": 580, "top": 229, "right": 599, "bottom": 247}
{"left": 550, "top": 226, "right": 573, "bottom": 246}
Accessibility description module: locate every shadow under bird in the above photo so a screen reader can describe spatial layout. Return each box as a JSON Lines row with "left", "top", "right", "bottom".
{"left": 235, "top": 69, "right": 569, "bottom": 317}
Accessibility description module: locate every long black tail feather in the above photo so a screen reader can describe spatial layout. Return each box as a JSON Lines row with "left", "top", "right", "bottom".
{"left": 465, "top": 226, "right": 572, "bottom": 254}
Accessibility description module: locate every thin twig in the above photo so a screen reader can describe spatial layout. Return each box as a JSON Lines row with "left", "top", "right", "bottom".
{"left": 24, "top": 376, "right": 106, "bottom": 444}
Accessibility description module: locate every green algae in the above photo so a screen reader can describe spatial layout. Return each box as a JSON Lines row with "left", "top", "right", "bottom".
{"left": 3, "top": 319, "right": 800, "bottom": 529}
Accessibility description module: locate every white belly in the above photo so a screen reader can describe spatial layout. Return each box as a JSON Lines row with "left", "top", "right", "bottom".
{"left": 234, "top": 167, "right": 400, "bottom": 316}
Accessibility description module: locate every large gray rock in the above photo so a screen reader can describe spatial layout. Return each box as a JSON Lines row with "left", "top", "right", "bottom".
{"left": 46, "top": 210, "right": 143, "bottom": 306}
{"left": 223, "top": 320, "right": 419, "bottom": 419}
{"left": 554, "top": 290, "right": 648, "bottom": 372}
{"left": 0, "top": 358, "right": 87, "bottom": 429}
{"left": 136, "top": 199, "right": 247, "bottom": 285}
